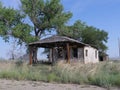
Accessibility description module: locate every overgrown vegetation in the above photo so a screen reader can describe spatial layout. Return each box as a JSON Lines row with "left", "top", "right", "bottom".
{"left": 0, "top": 60, "right": 120, "bottom": 89}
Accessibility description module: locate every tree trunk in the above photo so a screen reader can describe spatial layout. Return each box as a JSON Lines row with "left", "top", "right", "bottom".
{"left": 32, "top": 27, "right": 41, "bottom": 64}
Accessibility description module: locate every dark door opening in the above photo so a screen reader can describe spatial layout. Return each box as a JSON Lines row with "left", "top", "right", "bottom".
{"left": 73, "top": 48, "right": 78, "bottom": 58}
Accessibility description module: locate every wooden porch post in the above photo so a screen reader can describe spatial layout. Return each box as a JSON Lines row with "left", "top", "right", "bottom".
{"left": 29, "top": 46, "right": 33, "bottom": 65}
{"left": 49, "top": 48, "right": 52, "bottom": 62}
{"left": 67, "top": 43, "right": 70, "bottom": 63}
{"left": 52, "top": 48, "right": 54, "bottom": 64}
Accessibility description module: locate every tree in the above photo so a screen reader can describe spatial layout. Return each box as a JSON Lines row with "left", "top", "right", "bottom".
{"left": 58, "top": 20, "right": 86, "bottom": 40}
{"left": 20, "top": 0, "right": 72, "bottom": 62}
{"left": 0, "top": 0, "right": 72, "bottom": 61}
{"left": 81, "top": 26, "right": 108, "bottom": 52}
{"left": 58, "top": 20, "right": 108, "bottom": 52}
{"left": 0, "top": 3, "right": 35, "bottom": 44}
{"left": 20, "top": 0, "right": 72, "bottom": 38}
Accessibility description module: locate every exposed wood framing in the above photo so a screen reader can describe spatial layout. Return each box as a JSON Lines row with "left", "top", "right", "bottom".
{"left": 29, "top": 46, "right": 33, "bottom": 65}
{"left": 28, "top": 36, "right": 88, "bottom": 65}
{"left": 49, "top": 48, "right": 52, "bottom": 62}
{"left": 51, "top": 47, "right": 58, "bottom": 64}
{"left": 67, "top": 43, "right": 70, "bottom": 63}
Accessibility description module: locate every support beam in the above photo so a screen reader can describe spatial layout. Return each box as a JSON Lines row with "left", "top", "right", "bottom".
{"left": 29, "top": 46, "right": 33, "bottom": 65}
{"left": 52, "top": 48, "right": 54, "bottom": 64}
{"left": 49, "top": 48, "right": 52, "bottom": 62}
{"left": 67, "top": 43, "right": 70, "bottom": 63}
{"left": 33, "top": 46, "right": 38, "bottom": 63}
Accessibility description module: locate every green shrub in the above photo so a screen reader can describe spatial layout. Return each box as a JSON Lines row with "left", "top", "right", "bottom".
{"left": 47, "top": 73, "right": 59, "bottom": 82}
{"left": 88, "top": 74, "right": 112, "bottom": 88}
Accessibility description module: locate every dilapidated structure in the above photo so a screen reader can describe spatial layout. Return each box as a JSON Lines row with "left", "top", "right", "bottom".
{"left": 29, "top": 36, "right": 99, "bottom": 64}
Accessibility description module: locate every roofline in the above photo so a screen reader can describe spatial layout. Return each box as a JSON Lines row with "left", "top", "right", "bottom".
{"left": 29, "top": 35, "right": 96, "bottom": 48}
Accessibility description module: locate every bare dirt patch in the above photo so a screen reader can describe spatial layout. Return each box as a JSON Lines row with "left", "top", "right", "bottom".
{"left": 0, "top": 79, "right": 119, "bottom": 90}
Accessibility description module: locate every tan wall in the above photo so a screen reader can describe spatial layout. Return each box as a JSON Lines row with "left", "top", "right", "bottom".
{"left": 84, "top": 46, "right": 99, "bottom": 64}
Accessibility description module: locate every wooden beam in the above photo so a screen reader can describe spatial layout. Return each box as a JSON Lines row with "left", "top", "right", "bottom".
{"left": 67, "top": 43, "right": 70, "bottom": 63}
{"left": 49, "top": 48, "right": 52, "bottom": 62}
{"left": 52, "top": 48, "right": 54, "bottom": 64}
{"left": 29, "top": 46, "right": 33, "bottom": 65}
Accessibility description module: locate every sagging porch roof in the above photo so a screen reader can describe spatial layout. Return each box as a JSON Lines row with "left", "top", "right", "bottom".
{"left": 29, "top": 35, "right": 89, "bottom": 48}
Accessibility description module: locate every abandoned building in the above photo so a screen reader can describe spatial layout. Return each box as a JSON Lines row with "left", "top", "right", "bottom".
{"left": 29, "top": 35, "right": 99, "bottom": 64}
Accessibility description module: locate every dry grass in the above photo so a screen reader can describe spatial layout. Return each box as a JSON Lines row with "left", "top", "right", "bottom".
{"left": 0, "top": 60, "right": 120, "bottom": 89}
{"left": 0, "top": 61, "right": 15, "bottom": 70}
{"left": 54, "top": 61, "right": 120, "bottom": 88}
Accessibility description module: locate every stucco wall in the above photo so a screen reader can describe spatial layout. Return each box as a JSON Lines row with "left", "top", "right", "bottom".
{"left": 84, "top": 46, "right": 99, "bottom": 64}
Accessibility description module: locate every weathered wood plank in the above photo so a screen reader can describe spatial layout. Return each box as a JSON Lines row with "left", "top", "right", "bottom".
{"left": 29, "top": 46, "right": 33, "bottom": 65}
{"left": 67, "top": 43, "right": 70, "bottom": 63}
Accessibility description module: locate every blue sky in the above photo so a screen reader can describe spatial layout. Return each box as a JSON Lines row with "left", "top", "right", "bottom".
{"left": 0, "top": 0, "right": 120, "bottom": 59}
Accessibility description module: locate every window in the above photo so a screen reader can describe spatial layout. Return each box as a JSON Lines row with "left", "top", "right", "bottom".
{"left": 85, "top": 50, "right": 88, "bottom": 57}
{"left": 95, "top": 50, "right": 97, "bottom": 58}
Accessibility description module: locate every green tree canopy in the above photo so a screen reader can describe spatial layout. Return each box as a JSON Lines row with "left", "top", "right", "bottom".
{"left": 20, "top": 0, "right": 72, "bottom": 38}
{"left": 58, "top": 20, "right": 108, "bottom": 52}
{"left": 82, "top": 26, "right": 108, "bottom": 52}
{"left": 0, "top": 3, "right": 36, "bottom": 44}
{"left": 58, "top": 20, "right": 86, "bottom": 39}
{"left": 0, "top": 0, "right": 72, "bottom": 45}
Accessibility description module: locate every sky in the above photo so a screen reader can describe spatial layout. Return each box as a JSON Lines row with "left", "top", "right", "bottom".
{"left": 0, "top": 0, "right": 120, "bottom": 59}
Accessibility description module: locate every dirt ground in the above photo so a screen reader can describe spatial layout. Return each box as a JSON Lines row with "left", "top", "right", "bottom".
{"left": 0, "top": 79, "right": 119, "bottom": 90}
